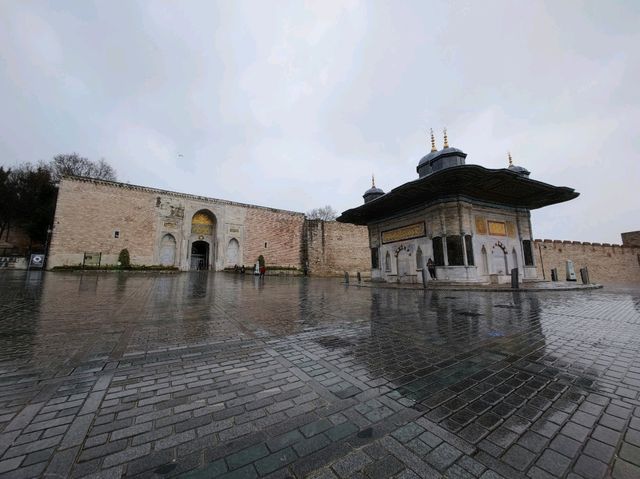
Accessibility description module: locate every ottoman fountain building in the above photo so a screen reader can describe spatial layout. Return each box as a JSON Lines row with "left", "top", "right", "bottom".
{"left": 337, "top": 130, "right": 579, "bottom": 283}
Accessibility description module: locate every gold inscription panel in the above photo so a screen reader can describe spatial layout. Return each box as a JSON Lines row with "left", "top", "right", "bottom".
{"left": 382, "top": 222, "right": 426, "bottom": 244}
{"left": 506, "top": 221, "right": 516, "bottom": 238}
{"left": 488, "top": 221, "right": 507, "bottom": 236}
{"left": 191, "top": 224, "right": 213, "bottom": 235}
{"left": 475, "top": 217, "right": 487, "bottom": 235}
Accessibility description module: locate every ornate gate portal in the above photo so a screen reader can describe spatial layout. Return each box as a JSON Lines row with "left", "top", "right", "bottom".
{"left": 190, "top": 241, "right": 209, "bottom": 270}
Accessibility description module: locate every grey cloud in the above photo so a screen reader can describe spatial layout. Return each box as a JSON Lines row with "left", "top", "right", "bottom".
{"left": 0, "top": 0, "right": 638, "bottom": 242}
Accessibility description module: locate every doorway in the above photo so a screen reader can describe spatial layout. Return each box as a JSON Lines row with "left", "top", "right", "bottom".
{"left": 191, "top": 241, "right": 209, "bottom": 270}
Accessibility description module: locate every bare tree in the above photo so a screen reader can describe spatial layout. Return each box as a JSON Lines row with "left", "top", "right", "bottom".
{"left": 47, "top": 153, "right": 117, "bottom": 182}
{"left": 306, "top": 205, "right": 337, "bottom": 221}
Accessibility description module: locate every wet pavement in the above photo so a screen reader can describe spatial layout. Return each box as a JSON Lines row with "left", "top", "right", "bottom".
{"left": 0, "top": 271, "right": 639, "bottom": 479}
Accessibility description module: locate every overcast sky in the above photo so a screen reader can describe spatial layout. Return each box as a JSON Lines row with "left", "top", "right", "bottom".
{"left": 1, "top": 0, "right": 638, "bottom": 243}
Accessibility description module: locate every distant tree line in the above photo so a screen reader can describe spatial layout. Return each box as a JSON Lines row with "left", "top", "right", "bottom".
{"left": 306, "top": 205, "right": 337, "bottom": 221}
{"left": 0, "top": 154, "right": 116, "bottom": 248}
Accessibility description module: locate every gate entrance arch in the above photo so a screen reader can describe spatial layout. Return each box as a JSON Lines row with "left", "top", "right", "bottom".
{"left": 190, "top": 210, "right": 216, "bottom": 270}
{"left": 191, "top": 241, "right": 209, "bottom": 270}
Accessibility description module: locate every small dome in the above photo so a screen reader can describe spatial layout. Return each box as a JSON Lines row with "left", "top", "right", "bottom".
{"left": 508, "top": 164, "right": 530, "bottom": 177}
{"left": 417, "top": 150, "right": 440, "bottom": 168}
{"left": 363, "top": 176, "right": 385, "bottom": 203}
{"left": 364, "top": 186, "right": 384, "bottom": 196}
{"left": 507, "top": 153, "right": 530, "bottom": 177}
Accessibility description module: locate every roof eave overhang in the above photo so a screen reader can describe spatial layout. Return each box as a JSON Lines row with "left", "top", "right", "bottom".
{"left": 337, "top": 165, "right": 579, "bottom": 225}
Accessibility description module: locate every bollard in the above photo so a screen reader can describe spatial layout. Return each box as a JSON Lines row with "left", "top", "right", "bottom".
{"left": 357, "top": 272, "right": 361, "bottom": 283}
{"left": 344, "top": 271, "right": 349, "bottom": 284}
{"left": 511, "top": 268, "right": 519, "bottom": 289}
{"left": 421, "top": 268, "right": 428, "bottom": 289}
{"left": 580, "top": 267, "right": 590, "bottom": 285}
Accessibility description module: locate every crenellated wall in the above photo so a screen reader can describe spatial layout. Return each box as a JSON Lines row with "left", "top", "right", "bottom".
{"left": 534, "top": 239, "right": 640, "bottom": 284}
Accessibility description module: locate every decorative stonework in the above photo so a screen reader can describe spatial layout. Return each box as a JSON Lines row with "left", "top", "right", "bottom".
{"left": 475, "top": 216, "right": 487, "bottom": 235}
{"left": 488, "top": 221, "right": 507, "bottom": 236}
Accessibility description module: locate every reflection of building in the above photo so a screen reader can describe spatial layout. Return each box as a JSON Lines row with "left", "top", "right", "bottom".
{"left": 359, "top": 289, "right": 545, "bottom": 403}
{"left": 338, "top": 132, "right": 579, "bottom": 284}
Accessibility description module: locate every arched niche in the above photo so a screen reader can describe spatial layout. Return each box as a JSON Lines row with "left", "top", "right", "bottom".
{"left": 226, "top": 238, "right": 240, "bottom": 266}
{"left": 491, "top": 242, "right": 508, "bottom": 275}
{"left": 159, "top": 233, "right": 176, "bottom": 266}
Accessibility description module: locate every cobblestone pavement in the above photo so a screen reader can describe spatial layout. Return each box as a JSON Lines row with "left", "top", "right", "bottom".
{"left": 1, "top": 272, "right": 640, "bottom": 479}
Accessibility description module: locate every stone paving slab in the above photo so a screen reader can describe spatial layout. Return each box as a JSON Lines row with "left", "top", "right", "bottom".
{"left": 0, "top": 271, "right": 639, "bottom": 478}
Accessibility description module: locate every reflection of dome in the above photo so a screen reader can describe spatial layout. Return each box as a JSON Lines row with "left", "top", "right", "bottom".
{"left": 363, "top": 176, "right": 385, "bottom": 203}
{"left": 417, "top": 129, "right": 467, "bottom": 178}
{"left": 507, "top": 153, "right": 530, "bottom": 177}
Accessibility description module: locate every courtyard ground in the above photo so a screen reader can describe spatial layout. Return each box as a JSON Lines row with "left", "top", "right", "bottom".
{"left": 0, "top": 271, "right": 639, "bottom": 479}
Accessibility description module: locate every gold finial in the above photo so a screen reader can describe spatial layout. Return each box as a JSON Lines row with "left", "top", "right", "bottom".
{"left": 508, "top": 151, "right": 513, "bottom": 167}
{"left": 443, "top": 128, "right": 449, "bottom": 148}
{"left": 372, "top": 174, "right": 376, "bottom": 188}
{"left": 430, "top": 128, "right": 437, "bottom": 152}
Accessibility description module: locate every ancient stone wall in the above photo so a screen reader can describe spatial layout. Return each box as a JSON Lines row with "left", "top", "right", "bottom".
{"left": 534, "top": 240, "right": 640, "bottom": 284}
{"left": 244, "top": 208, "right": 305, "bottom": 269}
{"left": 49, "top": 179, "right": 158, "bottom": 267}
{"left": 305, "top": 220, "right": 370, "bottom": 276}
{"left": 49, "top": 177, "right": 307, "bottom": 270}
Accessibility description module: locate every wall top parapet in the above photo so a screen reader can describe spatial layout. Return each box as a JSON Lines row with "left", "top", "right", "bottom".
{"left": 534, "top": 239, "right": 639, "bottom": 250}
{"left": 62, "top": 176, "right": 305, "bottom": 217}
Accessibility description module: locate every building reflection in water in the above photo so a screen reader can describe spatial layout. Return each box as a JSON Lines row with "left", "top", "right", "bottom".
{"left": 358, "top": 288, "right": 544, "bottom": 403}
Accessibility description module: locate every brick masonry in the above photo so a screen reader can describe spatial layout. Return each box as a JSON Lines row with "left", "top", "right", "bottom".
{"left": 534, "top": 239, "right": 640, "bottom": 283}
{"left": 48, "top": 177, "right": 306, "bottom": 271}
{"left": 304, "top": 220, "right": 370, "bottom": 277}
{"left": 245, "top": 208, "right": 304, "bottom": 269}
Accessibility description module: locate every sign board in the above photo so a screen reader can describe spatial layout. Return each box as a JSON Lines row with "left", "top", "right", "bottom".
{"left": 382, "top": 222, "right": 426, "bottom": 244}
{"left": 83, "top": 252, "right": 102, "bottom": 267}
{"left": 29, "top": 254, "right": 45, "bottom": 269}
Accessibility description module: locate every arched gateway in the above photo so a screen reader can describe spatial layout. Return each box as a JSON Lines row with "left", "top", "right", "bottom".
{"left": 190, "top": 210, "right": 216, "bottom": 270}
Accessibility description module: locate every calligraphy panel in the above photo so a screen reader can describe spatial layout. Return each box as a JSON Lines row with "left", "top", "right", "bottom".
{"left": 382, "top": 222, "right": 426, "bottom": 244}
{"left": 488, "top": 221, "right": 507, "bottom": 236}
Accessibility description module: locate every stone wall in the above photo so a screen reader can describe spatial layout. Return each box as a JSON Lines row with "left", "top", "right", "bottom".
{"left": 49, "top": 179, "right": 157, "bottom": 267}
{"left": 305, "top": 220, "right": 370, "bottom": 276}
{"left": 244, "top": 208, "right": 305, "bottom": 269}
{"left": 622, "top": 231, "right": 640, "bottom": 248}
{"left": 48, "top": 177, "right": 306, "bottom": 270}
{"left": 534, "top": 240, "right": 640, "bottom": 284}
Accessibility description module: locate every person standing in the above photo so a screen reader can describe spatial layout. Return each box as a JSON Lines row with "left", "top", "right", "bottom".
{"left": 427, "top": 258, "right": 437, "bottom": 279}
{"left": 259, "top": 264, "right": 266, "bottom": 278}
